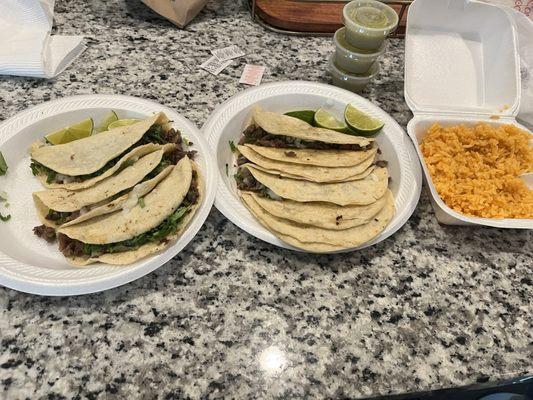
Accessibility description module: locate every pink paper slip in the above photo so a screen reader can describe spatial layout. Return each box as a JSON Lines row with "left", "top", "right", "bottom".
{"left": 239, "top": 64, "right": 265, "bottom": 86}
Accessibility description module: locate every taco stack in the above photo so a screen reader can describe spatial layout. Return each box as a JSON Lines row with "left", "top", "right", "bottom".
{"left": 31, "top": 112, "right": 203, "bottom": 265}
{"left": 234, "top": 107, "right": 395, "bottom": 252}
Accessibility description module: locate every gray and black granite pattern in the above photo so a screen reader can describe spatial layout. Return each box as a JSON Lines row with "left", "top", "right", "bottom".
{"left": 0, "top": 0, "right": 531, "bottom": 399}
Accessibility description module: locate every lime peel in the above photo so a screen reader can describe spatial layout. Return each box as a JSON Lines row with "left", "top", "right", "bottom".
{"left": 284, "top": 110, "right": 316, "bottom": 125}
{"left": 314, "top": 108, "right": 348, "bottom": 132}
{"left": 95, "top": 110, "right": 119, "bottom": 133}
{"left": 45, "top": 118, "right": 94, "bottom": 145}
{"left": 344, "top": 104, "right": 384, "bottom": 136}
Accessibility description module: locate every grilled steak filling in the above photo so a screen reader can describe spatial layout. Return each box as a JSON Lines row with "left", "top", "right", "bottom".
{"left": 56, "top": 169, "right": 200, "bottom": 259}
{"left": 239, "top": 125, "right": 372, "bottom": 151}
{"left": 234, "top": 168, "right": 281, "bottom": 200}
{"left": 33, "top": 225, "right": 57, "bottom": 242}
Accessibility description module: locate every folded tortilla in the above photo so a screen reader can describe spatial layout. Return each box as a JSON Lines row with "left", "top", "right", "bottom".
{"left": 75, "top": 166, "right": 203, "bottom": 266}
{"left": 41, "top": 143, "right": 163, "bottom": 190}
{"left": 34, "top": 144, "right": 173, "bottom": 212}
{"left": 241, "top": 164, "right": 389, "bottom": 206}
{"left": 244, "top": 144, "right": 377, "bottom": 167}
{"left": 60, "top": 161, "right": 203, "bottom": 266}
{"left": 238, "top": 145, "right": 375, "bottom": 182}
{"left": 31, "top": 112, "right": 169, "bottom": 176}
{"left": 244, "top": 190, "right": 391, "bottom": 230}
{"left": 241, "top": 191, "right": 395, "bottom": 252}
{"left": 34, "top": 162, "right": 174, "bottom": 229}
{"left": 252, "top": 107, "right": 374, "bottom": 146}
{"left": 59, "top": 156, "right": 193, "bottom": 245}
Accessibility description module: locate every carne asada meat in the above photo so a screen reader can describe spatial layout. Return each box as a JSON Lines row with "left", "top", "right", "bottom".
{"left": 33, "top": 225, "right": 57, "bottom": 242}
{"left": 239, "top": 125, "right": 372, "bottom": 151}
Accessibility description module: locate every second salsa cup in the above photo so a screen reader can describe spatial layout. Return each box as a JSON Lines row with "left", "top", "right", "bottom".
{"left": 334, "top": 27, "right": 386, "bottom": 74}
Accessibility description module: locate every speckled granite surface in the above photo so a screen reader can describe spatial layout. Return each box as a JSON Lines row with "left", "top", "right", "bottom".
{"left": 0, "top": 0, "right": 531, "bottom": 399}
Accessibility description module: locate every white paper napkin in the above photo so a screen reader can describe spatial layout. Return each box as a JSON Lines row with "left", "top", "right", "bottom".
{"left": 0, "top": 0, "right": 86, "bottom": 78}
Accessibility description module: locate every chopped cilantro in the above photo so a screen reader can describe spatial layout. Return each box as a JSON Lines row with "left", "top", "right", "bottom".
{"left": 229, "top": 141, "right": 237, "bottom": 153}
{"left": 81, "top": 205, "right": 190, "bottom": 256}
{"left": 0, "top": 151, "right": 7, "bottom": 176}
{"left": 138, "top": 197, "right": 145, "bottom": 208}
{"left": 0, "top": 213, "right": 10, "bottom": 222}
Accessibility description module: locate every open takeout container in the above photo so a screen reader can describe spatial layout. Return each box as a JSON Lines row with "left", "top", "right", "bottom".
{"left": 404, "top": 0, "right": 532, "bottom": 229}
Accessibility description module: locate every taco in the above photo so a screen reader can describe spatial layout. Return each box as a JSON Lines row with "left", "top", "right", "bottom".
{"left": 55, "top": 157, "right": 202, "bottom": 265}
{"left": 238, "top": 107, "right": 374, "bottom": 151}
{"left": 237, "top": 145, "right": 376, "bottom": 183}
{"left": 29, "top": 112, "right": 183, "bottom": 189}
{"left": 243, "top": 190, "right": 391, "bottom": 230}
{"left": 236, "top": 164, "right": 389, "bottom": 206}
{"left": 32, "top": 145, "right": 179, "bottom": 229}
{"left": 241, "top": 191, "right": 395, "bottom": 252}
{"left": 243, "top": 144, "right": 377, "bottom": 167}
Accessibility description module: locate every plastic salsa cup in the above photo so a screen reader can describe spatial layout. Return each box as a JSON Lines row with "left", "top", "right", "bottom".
{"left": 328, "top": 53, "right": 380, "bottom": 93}
{"left": 343, "top": 0, "right": 399, "bottom": 51}
{"left": 334, "top": 27, "right": 386, "bottom": 74}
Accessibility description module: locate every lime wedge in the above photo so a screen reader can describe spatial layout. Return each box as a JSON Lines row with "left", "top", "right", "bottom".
{"left": 344, "top": 104, "right": 384, "bottom": 136}
{"left": 45, "top": 118, "right": 94, "bottom": 145}
{"left": 314, "top": 108, "right": 347, "bottom": 132}
{"left": 284, "top": 110, "right": 316, "bottom": 125}
{"left": 95, "top": 110, "right": 118, "bottom": 133}
{"left": 107, "top": 118, "right": 141, "bottom": 130}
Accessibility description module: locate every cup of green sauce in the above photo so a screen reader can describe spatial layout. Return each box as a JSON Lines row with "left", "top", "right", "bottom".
{"left": 334, "top": 27, "right": 386, "bottom": 74}
{"left": 328, "top": 54, "right": 380, "bottom": 93}
{"left": 343, "top": 0, "right": 398, "bottom": 51}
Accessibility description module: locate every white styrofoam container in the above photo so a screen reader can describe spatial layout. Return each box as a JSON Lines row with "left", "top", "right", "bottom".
{"left": 404, "top": 0, "right": 532, "bottom": 229}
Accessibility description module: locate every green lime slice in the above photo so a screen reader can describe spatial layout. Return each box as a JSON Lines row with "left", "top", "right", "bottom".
{"left": 314, "top": 108, "right": 348, "bottom": 132}
{"left": 107, "top": 118, "right": 141, "bottom": 130}
{"left": 284, "top": 110, "right": 316, "bottom": 125}
{"left": 344, "top": 104, "right": 384, "bottom": 136}
{"left": 45, "top": 118, "right": 94, "bottom": 145}
{"left": 94, "top": 110, "right": 119, "bottom": 133}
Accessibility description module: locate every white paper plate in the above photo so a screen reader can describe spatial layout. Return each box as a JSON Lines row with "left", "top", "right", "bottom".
{"left": 203, "top": 81, "right": 422, "bottom": 253}
{"left": 0, "top": 95, "right": 217, "bottom": 295}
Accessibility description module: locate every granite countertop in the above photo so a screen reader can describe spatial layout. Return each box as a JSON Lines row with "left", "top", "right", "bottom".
{"left": 0, "top": 1, "right": 531, "bottom": 399}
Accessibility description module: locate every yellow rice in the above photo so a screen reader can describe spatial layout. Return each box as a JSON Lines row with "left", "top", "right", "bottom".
{"left": 420, "top": 123, "right": 533, "bottom": 219}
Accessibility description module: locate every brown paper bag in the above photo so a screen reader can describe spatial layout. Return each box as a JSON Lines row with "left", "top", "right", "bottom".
{"left": 141, "top": 0, "right": 208, "bottom": 28}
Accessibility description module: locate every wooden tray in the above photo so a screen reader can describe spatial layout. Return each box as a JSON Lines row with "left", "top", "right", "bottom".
{"left": 248, "top": 0, "right": 410, "bottom": 37}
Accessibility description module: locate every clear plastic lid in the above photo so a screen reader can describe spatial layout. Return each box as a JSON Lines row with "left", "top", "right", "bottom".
{"left": 404, "top": 0, "right": 521, "bottom": 117}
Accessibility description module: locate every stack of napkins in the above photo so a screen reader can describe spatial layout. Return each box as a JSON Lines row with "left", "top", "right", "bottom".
{"left": 0, "top": 0, "right": 85, "bottom": 78}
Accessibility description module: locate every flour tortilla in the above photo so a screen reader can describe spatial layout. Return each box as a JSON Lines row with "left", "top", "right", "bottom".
{"left": 67, "top": 164, "right": 204, "bottom": 266}
{"left": 58, "top": 157, "right": 193, "bottom": 245}
{"left": 34, "top": 145, "right": 173, "bottom": 213}
{"left": 245, "top": 190, "right": 391, "bottom": 230}
{"left": 30, "top": 112, "right": 169, "bottom": 176}
{"left": 34, "top": 165, "right": 174, "bottom": 229}
{"left": 238, "top": 145, "right": 375, "bottom": 183}
{"left": 244, "top": 144, "right": 377, "bottom": 167}
{"left": 41, "top": 143, "right": 164, "bottom": 190}
{"left": 242, "top": 164, "right": 389, "bottom": 206}
{"left": 241, "top": 191, "right": 395, "bottom": 252}
{"left": 252, "top": 107, "right": 374, "bottom": 146}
